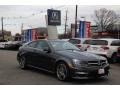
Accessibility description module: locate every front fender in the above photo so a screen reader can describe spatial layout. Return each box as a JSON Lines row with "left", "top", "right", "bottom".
{"left": 55, "top": 58, "right": 74, "bottom": 69}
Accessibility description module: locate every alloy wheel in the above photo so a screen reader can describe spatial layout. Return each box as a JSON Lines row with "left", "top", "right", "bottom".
{"left": 56, "top": 63, "right": 69, "bottom": 81}
{"left": 19, "top": 56, "right": 26, "bottom": 69}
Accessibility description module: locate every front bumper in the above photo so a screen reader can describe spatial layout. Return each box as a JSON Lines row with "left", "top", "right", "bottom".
{"left": 87, "top": 51, "right": 111, "bottom": 59}
{"left": 70, "top": 64, "right": 110, "bottom": 78}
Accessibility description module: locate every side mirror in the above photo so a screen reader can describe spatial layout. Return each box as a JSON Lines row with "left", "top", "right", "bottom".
{"left": 43, "top": 47, "right": 51, "bottom": 53}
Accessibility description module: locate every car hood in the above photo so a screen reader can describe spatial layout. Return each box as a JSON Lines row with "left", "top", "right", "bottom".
{"left": 56, "top": 50, "right": 106, "bottom": 61}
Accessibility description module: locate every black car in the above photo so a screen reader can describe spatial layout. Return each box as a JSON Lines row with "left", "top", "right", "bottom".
{"left": 17, "top": 39, "right": 110, "bottom": 81}
{"left": 5, "top": 41, "right": 24, "bottom": 50}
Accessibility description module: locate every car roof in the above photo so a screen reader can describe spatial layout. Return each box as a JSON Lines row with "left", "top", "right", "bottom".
{"left": 35, "top": 39, "right": 67, "bottom": 42}
{"left": 98, "top": 38, "right": 119, "bottom": 41}
{"left": 69, "top": 38, "right": 91, "bottom": 40}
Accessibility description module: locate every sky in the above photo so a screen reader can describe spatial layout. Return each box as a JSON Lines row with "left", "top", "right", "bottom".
{"left": 0, "top": 5, "right": 120, "bottom": 35}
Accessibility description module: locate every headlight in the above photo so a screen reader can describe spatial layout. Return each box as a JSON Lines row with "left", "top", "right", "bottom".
{"left": 72, "top": 59, "right": 80, "bottom": 66}
{"left": 72, "top": 59, "right": 88, "bottom": 67}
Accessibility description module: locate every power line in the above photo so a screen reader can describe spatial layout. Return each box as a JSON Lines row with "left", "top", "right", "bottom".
{"left": 1, "top": 5, "right": 68, "bottom": 31}
{"left": 2, "top": 5, "right": 66, "bottom": 20}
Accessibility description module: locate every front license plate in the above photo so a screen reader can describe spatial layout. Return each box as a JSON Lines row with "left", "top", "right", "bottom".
{"left": 98, "top": 69, "right": 105, "bottom": 74}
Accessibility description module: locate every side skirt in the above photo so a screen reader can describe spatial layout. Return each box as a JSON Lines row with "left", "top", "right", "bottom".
{"left": 27, "top": 64, "right": 55, "bottom": 74}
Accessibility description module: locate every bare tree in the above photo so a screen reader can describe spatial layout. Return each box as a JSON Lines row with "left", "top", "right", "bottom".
{"left": 93, "top": 8, "right": 119, "bottom": 31}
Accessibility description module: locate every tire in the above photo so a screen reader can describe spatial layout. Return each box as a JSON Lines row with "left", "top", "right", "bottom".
{"left": 18, "top": 56, "right": 27, "bottom": 69}
{"left": 56, "top": 62, "right": 71, "bottom": 81}
{"left": 111, "top": 53, "right": 117, "bottom": 63}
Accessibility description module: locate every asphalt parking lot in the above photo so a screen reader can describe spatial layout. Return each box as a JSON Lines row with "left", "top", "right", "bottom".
{"left": 0, "top": 49, "right": 120, "bottom": 85}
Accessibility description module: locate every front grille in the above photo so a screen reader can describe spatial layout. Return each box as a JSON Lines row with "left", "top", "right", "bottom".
{"left": 87, "top": 60, "right": 106, "bottom": 67}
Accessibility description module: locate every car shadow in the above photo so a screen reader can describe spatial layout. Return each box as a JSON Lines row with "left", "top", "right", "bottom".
{"left": 0, "top": 48, "right": 18, "bottom": 51}
{"left": 23, "top": 66, "right": 56, "bottom": 78}
{"left": 68, "top": 77, "right": 109, "bottom": 85}
{"left": 17, "top": 66, "right": 109, "bottom": 85}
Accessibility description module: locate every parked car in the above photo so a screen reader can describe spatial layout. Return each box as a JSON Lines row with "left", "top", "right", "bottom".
{"left": 86, "top": 38, "right": 120, "bottom": 63}
{"left": 68, "top": 38, "right": 91, "bottom": 51}
{"left": 116, "top": 47, "right": 120, "bottom": 62}
{"left": 61, "top": 39, "right": 69, "bottom": 41}
{"left": 17, "top": 39, "right": 109, "bottom": 81}
{"left": 82, "top": 39, "right": 92, "bottom": 51}
{"left": 0, "top": 40, "right": 7, "bottom": 49}
{"left": 5, "top": 41, "right": 23, "bottom": 50}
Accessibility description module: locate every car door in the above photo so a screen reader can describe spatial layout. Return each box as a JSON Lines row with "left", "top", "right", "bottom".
{"left": 34, "top": 40, "right": 55, "bottom": 71}
{"left": 25, "top": 41, "right": 38, "bottom": 66}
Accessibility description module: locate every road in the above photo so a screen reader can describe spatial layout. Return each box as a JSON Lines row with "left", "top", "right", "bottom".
{"left": 0, "top": 49, "right": 120, "bottom": 85}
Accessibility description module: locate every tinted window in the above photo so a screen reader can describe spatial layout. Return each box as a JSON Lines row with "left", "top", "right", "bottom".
{"left": 69, "top": 39, "right": 81, "bottom": 44}
{"left": 111, "top": 40, "right": 120, "bottom": 46}
{"left": 36, "top": 40, "right": 49, "bottom": 50}
{"left": 83, "top": 40, "right": 91, "bottom": 44}
{"left": 89, "top": 40, "right": 108, "bottom": 45}
{"left": 27, "top": 41, "right": 37, "bottom": 48}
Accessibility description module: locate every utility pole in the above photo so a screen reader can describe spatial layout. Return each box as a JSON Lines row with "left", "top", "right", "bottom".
{"left": 75, "top": 5, "right": 78, "bottom": 38}
{"left": 1, "top": 17, "right": 4, "bottom": 40}
{"left": 20, "top": 23, "right": 24, "bottom": 41}
{"left": 118, "top": 24, "right": 119, "bottom": 39}
{"left": 21, "top": 23, "right": 23, "bottom": 34}
{"left": 65, "top": 10, "right": 68, "bottom": 36}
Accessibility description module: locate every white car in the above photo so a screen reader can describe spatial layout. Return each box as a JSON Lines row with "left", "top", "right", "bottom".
{"left": 86, "top": 38, "right": 120, "bottom": 63}
{"left": 61, "top": 39, "right": 69, "bottom": 41}
{"left": 68, "top": 38, "right": 91, "bottom": 51}
{"left": 0, "top": 42, "right": 7, "bottom": 49}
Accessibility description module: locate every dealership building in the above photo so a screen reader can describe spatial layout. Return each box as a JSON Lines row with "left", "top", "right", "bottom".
{"left": 21, "top": 27, "right": 48, "bottom": 42}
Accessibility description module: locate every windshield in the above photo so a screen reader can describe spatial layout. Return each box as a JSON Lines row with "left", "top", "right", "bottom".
{"left": 50, "top": 41, "right": 80, "bottom": 51}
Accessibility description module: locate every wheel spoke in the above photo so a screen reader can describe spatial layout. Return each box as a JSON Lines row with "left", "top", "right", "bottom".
{"left": 57, "top": 64, "right": 67, "bottom": 80}
{"left": 19, "top": 56, "right": 26, "bottom": 69}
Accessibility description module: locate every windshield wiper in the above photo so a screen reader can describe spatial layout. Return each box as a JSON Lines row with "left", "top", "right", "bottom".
{"left": 66, "top": 49, "right": 80, "bottom": 51}
{"left": 66, "top": 49, "right": 74, "bottom": 50}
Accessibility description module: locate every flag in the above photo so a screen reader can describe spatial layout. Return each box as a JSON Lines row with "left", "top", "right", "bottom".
{"left": 79, "top": 21, "right": 85, "bottom": 38}
{"left": 85, "top": 22, "right": 91, "bottom": 38}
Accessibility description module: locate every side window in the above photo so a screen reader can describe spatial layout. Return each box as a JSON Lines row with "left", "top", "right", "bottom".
{"left": 69, "top": 39, "right": 81, "bottom": 44}
{"left": 36, "top": 41, "right": 50, "bottom": 50}
{"left": 111, "top": 40, "right": 120, "bottom": 46}
{"left": 83, "top": 40, "right": 91, "bottom": 44}
{"left": 27, "top": 41, "right": 37, "bottom": 48}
